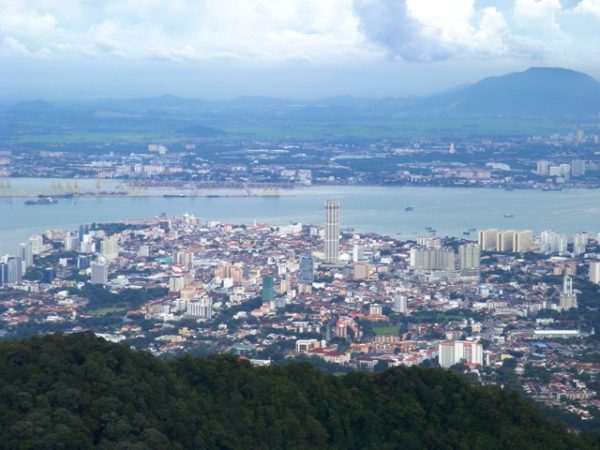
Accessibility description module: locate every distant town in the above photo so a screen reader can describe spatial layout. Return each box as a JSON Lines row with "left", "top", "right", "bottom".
{"left": 2, "top": 128, "right": 600, "bottom": 196}
{"left": 3, "top": 201, "right": 600, "bottom": 426}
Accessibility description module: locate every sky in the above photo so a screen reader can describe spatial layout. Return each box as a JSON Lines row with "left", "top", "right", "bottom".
{"left": 1, "top": 0, "right": 600, "bottom": 101}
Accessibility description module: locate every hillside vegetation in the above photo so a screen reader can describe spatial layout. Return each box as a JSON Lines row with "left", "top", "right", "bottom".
{"left": 0, "top": 333, "right": 596, "bottom": 449}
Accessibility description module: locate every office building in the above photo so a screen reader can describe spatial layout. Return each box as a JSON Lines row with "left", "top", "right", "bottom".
{"left": 559, "top": 275, "right": 577, "bottom": 311}
{"left": 91, "top": 261, "right": 109, "bottom": 285}
{"left": 477, "top": 229, "right": 497, "bottom": 251}
{"left": 589, "top": 261, "right": 600, "bottom": 284}
{"left": 298, "top": 251, "right": 314, "bottom": 286}
{"left": 438, "top": 341, "right": 483, "bottom": 368}
{"left": 324, "top": 200, "right": 340, "bottom": 264}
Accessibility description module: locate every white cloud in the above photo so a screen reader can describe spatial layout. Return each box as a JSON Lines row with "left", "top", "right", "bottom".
{"left": 513, "top": 0, "right": 562, "bottom": 31}
{"left": 0, "top": 0, "right": 591, "bottom": 64}
{"left": 353, "top": 0, "right": 544, "bottom": 61}
{"left": 574, "top": 0, "right": 600, "bottom": 18}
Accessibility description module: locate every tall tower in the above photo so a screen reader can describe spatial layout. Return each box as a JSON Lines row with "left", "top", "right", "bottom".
{"left": 559, "top": 275, "right": 577, "bottom": 311}
{"left": 324, "top": 200, "right": 340, "bottom": 264}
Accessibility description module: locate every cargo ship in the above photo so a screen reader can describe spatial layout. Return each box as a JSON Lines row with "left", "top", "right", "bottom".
{"left": 25, "top": 197, "right": 58, "bottom": 205}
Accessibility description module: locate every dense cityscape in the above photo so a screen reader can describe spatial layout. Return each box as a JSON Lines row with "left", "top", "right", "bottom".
{"left": 1, "top": 128, "right": 600, "bottom": 196}
{"left": 3, "top": 199, "right": 600, "bottom": 427}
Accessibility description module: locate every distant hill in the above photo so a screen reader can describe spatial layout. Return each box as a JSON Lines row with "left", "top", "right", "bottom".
{"left": 403, "top": 67, "right": 600, "bottom": 117}
{"left": 0, "top": 333, "right": 594, "bottom": 449}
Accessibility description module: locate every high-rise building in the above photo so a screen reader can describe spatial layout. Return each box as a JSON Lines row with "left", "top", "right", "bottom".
{"left": 91, "top": 261, "right": 109, "bottom": 285}
{"left": 458, "top": 243, "right": 480, "bottom": 270}
{"left": 571, "top": 160, "right": 586, "bottom": 177}
{"left": 169, "top": 275, "right": 185, "bottom": 293}
{"left": 298, "top": 251, "right": 314, "bottom": 285}
{"left": 496, "top": 231, "right": 515, "bottom": 252}
{"left": 261, "top": 276, "right": 276, "bottom": 301}
{"left": 540, "top": 230, "right": 568, "bottom": 254}
{"left": 100, "top": 238, "right": 120, "bottom": 260}
{"left": 589, "top": 261, "right": 600, "bottom": 284}
{"left": 18, "top": 242, "right": 33, "bottom": 268}
{"left": 185, "top": 296, "right": 213, "bottom": 319}
{"left": 28, "top": 235, "right": 43, "bottom": 255}
{"left": 409, "top": 247, "right": 455, "bottom": 271}
{"left": 353, "top": 262, "right": 370, "bottom": 280}
{"left": 64, "top": 232, "right": 78, "bottom": 252}
{"left": 0, "top": 262, "right": 7, "bottom": 286}
{"left": 477, "top": 229, "right": 497, "bottom": 251}
{"left": 324, "top": 200, "right": 340, "bottom": 264}
{"left": 574, "top": 232, "right": 588, "bottom": 255}
{"left": 6, "top": 257, "right": 22, "bottom": 284}
{"left": 559, "top": 275, "right": 577, "bottom": 311}
{"left": 512, "top": 230, "right": 533, "bottom": 253}
{"left": 536, "top": 160, "right": 549, "bottom": 176}
{"left": 438, "top": 341, "right": 483, "bottom": 368}
{"left": 393, "top": 295, "right": 408, "bottom": 314}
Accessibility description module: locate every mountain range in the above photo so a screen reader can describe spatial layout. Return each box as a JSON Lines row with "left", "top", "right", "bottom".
{"left": 5, "top": 67, "right": 600, "bottom": 119}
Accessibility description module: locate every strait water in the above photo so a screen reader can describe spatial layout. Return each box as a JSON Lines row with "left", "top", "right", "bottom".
{"left": 1, "top": 178, "right": 599, "bottom": 254}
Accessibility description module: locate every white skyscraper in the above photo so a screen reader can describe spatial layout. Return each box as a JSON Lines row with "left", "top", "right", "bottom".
{"left": 27, "top": 235, "right": 43, "bottom": 255}
{"left": 513, "top": 230, "right": 533, "bottom": 253}
{"left": 477, "top": 229, "right": 497, "bottom": 251}
{"left": 536, "top": 160, "right": 549, "bottom": 176}
{"left": 100, "top": 238, "right": 120, "bottom": 260}
{"left": 589, "top": 261, "right": 600, "bottom": 284}
{"left": 324, "top": 200, "right": 340, "bottom": 264}
{"left": 91, "top": 261, "right": 109, "bottom": 285}
{"left": 458, "top": 243, "right": 480, "bottom": 270}
{"left": 574, "top": 232, "right": 588, "bottom": 255}
{"left": 438, "top": 341, "right": 483, "bottom": 368}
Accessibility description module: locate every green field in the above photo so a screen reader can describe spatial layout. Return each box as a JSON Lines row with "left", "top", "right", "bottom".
{"left": 87, "top": 306, "right": 129, "bottom": 316}
{"left": 372, "top": 325, "right": 401, "bottom": 336}
{"left": 8, "top": 115, "right": 582, "bottom": 147}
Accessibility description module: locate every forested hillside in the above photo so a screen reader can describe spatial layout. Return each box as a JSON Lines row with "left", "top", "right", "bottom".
{"left": 0, "top": 333, "right": 596, "bottom": 449}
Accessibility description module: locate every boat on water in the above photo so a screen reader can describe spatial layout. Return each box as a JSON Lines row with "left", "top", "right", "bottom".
{"left": 25, "top": 197, "right": 58, "bottom": 205}
{"left": 163, "top": 193, "right": 187, "bottom": 198}
{"left": 405, "top": 206, "right": 414, "bottom": 211}
{"left": 463, "top": 231, "right": 471, "bottom": 236}
{"left": 504, "top": 213, "right": 514, "bottom": 218}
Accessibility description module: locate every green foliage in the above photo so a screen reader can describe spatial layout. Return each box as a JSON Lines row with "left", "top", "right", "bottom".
{"left": 0, "top": 333, "right": 594, "bottom": 449}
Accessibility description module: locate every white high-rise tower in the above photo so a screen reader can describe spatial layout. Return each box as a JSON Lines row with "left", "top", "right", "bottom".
{"left": 324, "top": 200, "right": 340, "bottom": 264}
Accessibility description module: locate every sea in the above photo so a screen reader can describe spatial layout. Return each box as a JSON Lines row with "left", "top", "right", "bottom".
{"left": 1, "top": 178, "right": 599, "bottom": 254}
